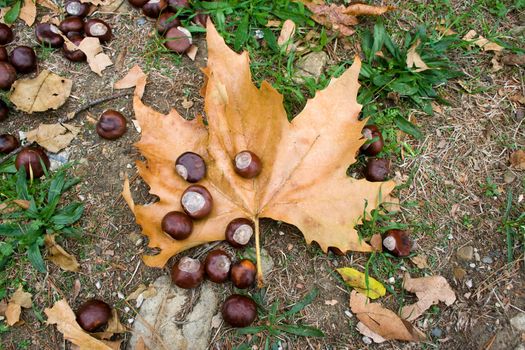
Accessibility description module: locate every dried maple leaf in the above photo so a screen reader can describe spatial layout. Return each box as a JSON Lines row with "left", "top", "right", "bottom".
{"left": 123, "top": 22, "right": 395, "bottom": 283}
{"left": 77, "top": 37, "right": 113, "bottom": 76}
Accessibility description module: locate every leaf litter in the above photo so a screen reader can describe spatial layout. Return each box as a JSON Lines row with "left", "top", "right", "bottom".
{"left": 5, "top": 285, "right": 32, "bottom": 326}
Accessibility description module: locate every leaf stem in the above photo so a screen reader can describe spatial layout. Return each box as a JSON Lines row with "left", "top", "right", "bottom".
{"left": 254, "top": 215, "right": 264, "bottom": 287}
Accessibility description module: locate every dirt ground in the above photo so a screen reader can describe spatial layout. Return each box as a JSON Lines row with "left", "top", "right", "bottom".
{"left": 1, "top": 1, "right": 524, "bottom": 349}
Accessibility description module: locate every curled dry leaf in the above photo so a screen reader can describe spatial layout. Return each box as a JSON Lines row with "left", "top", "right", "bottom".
{"left": 462, "top": 30, "right": 504, "bottom": 52}
{"left": 78, "top": 37, "right": 113, "bottom": 76}
{"left": 91, "top": 309, "right": 127, "bottom": 340}
{"left": 114, "top": 65, "right": 147, "bottom": 99}
{"left": 400, "top": 273, "right": 456, "bottom": 321}
{"left": 343, "top": 3, "right": 394, "bottom": 16}
{"left": 26, "top": 123, "right": 80, "bottom": 153}
{"left": 410, "top": 254, "right": 429, "bottom": 269}
{"left": 509, "top": 150, "right": 525, "bottom": 170}
{"left": 123, "top": 22, "right": 395, "bottom": 280}
{"left": 357, "top": 322, "right": 387, "bottom": 343}
{"left": 9, "top": 70, "right": 72, "bottom": 113}
{"left": 45, "top": 299, "right": 115, "bottom": 350}
{"left": 337, "top": 267, "right": 385, "bottom": 299}
{"left": 5, "top": 285, "right": 32, "bottom": 326}
{"left": 19, "top": 0, "right": 36, "bottom": 26}
{"left": 44, "top": 234, "right": 80, "bottom": 272}
{"left": 277, "top": 19, "right": 296, "bottom": 52}
{"left": 406, "top": 39, "right": 429, "bottom": 72}
{"left": 350, "top": 290, "right": 426, "bottom": 342}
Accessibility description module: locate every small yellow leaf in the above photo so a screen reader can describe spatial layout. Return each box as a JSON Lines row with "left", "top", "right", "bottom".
{"left": 337, "top": 267, "right": 386, "bottom": 299}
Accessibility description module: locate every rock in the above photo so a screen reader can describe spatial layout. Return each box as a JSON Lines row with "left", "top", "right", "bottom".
{"left": 127, "top": 275, "right": 219, "bottom": 350}
{"left": 504, "top": 171, "right": 516, "bottom": 184}
{"left": 260, "top": 248, "right": 274, "bottom": 276}
{"left": 510, "top": 313, "right": 525, "bottom": 332}
{"left": 453, "top": 267, "right": 467, "bottom": 280}
{"left": 431, "top": 327, "right": 443, "bottom": 338}
{"left": 293, "top": 51, "right": 328, "bottom": 84}
{"left": 482, "top": 256, "right": 494, "bottom": 264}
{"left": 456, "top": 246, "right": 474, "bottom": 261}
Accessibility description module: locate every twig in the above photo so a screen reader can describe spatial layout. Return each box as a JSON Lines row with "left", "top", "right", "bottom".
{"left": 60, "top": 91, "right": 132, "bottom": 122}
{"left": 0, "top": 142, "right": 35, "bottom": 165}
{"left": 254, "top": 216, "right": 264, "bottom": 287}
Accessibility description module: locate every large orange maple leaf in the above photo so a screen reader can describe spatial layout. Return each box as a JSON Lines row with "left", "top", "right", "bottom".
{"left": 123, "top": 21, "right": 395, "bottom": 283}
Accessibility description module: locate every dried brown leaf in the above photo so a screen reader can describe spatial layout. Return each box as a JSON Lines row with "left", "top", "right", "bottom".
{"left": 114, "top": 65, "right": 147, "bottom": 99}
{"left": 19, "top": 0, "right": 36, "bottom": 26}
{"left": 462, "top": 30, "right": 504, "bottom": 52}
{"left": 9, "top": 70, "right": 72, "bottom": 113}
{"left": 124, "top": 22, "right": 394, "bottom": 269}
{"left": 12, "top": 199, "right": 30, "bottom": 209}
{"left": 45, "top": 299, "right": 115, "bottom": 350}
{"left": 343, "top": 3, "right": 394, "bottom": 16}
{"left": 510, "top": 150, "right": 525, "bottom": 170}
{"left": 277, "top": 19, "right": 296, "bottom": 50}
{"left": 350, "top": 290, "right": 426, "bottom": 341}
{"left": 356, "top": 322, "right": 386, "bottom": 343}
{"left": 5, "top": 286, "right": 32, "bottom": 326}
{"left": 78, "top": 37, "right": 113, "bottom": 76}
{"left": 369, "top": 233, "right": 383, "bottom": 252}
{"left": 303, "top": 3, "right": 358, "bottom": 36}
{"left": 186, "top": 45, "right": 198, "bottom": 61}
{"left": 400, "top": 273, "right": 456, "bottom": 321}
{"left": 37, "top": 0, "right": 60, "bottom": 13}
{"left": 410, "top": 254, "right": 429, "bottom": 269}
{"left": 435, "top": 25, "right": 457, "bottom": 36}
{"left": 91, "top": 309, "right": 127, "bottom": 340}
{"left": 501, "top": 54, "right": 525, "bottom": 66}
{"left": 406, "top": 39, "right": 429, "bottom": 72}
{"left": 44, "top": 234, "right": 80, "bottom": 272}
{"left": 26, "top": 123, "right": 80, "bottom": 153}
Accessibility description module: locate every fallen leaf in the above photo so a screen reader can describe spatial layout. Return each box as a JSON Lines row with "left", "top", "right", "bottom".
{"left": 72, "top": 279, "right": 81, "bottom": 303}
{"left": 302, "top": 3, "right": 358, "bottom": 36}
{"left": 9, "top": 70, "right": 72, "bottom": 113}
{"left": 91, "top": 309, "right": 127, "bottom": 340}
{"left": 343, "top": 3, "right": 394, "bottom": 16}
{"left": 26, "top": 123, "right": 80, "bottom": 153}
{"left": 44, "top": 234, "right": 80, "bottom": 272}
{"left": 400, "top": 273, "right": 456, "bottom": 321}
{"left": 491, "top": 55, "right": 504, "bottom": 72}
{"left": 37, "top": 0, "right": 60, "bottom": 13}
{"left": 123, "top": 22, "right": 395, "bottom": 270}
{"left": 510, "top": 150, "right": 525, "bottom": 170}
{"left": 114, "top": 65, "right": 147, "bottom": 99}
{"left": 19, "top": 0, "right": 36, "bottom": 26}
{"left": 45, "top": 299, "right": 115, "bottom": 350}
{"left": 350, "top": 290, "right": 426, "bottom": 341}
{"left": 381, "top": 195, "right": 400, "bottom": 213}
{"left": 509, "top": 94, "right": 525, "bottom": 104}
{"left": 126, "top": 284, "right": 157, "bottom": 300}
{"left": 40, "top": 14, "right": 60, "bottom": 25}
{"left": 357, "top": 322, "right": 387, "bottom": 343}
{"left": 78, "top": 37, "right": 113, "bottom": 76}
{"left": 99, "top": 0, "right": 126, "bottom": 12}
{"left": 369, "top": 233, "right": 383, "bottom": 252}
{"left": 5, "top": 285, "right": 32, "bottom": 326}
{"left": 410, "top": 254, "right": 429, "bottom": 269}
{"left": 462, "top": 30, "right": 504, "bottom": 52}
{"left": 406, "top": 39, "right": 429, "bottom": 72}
{"left": 186, "top": 45, "right": 198, "bottom": 61}
{"left": 265, "top": 19, "right": 281, "bottom": 27}
{"left": 501, "top": 54, "right": 525, "bottom": 66}
{"left": 277, "top": 19, "right": 296, "bottom": 52}
{"left": 324, "top": 299, "right": 338, "bottom": 306}
{"left": 337, "top": 267, "right": 386, "bottom": 299}
{"left": 435, "top": 25, "right": 457, "bottom": 36}
{"left": 12, "top": 199, "right": 30, "bottom": 209}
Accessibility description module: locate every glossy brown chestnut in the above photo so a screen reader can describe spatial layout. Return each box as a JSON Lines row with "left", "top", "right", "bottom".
{"left": 0, "top": 24, "right": 13, "bottom": 45}
{"left": 181, "top": 185, "right": 213, "bottom": 219}
{"left": 0, "top": 100, "right": 8, "bottom": 121}
{"left": 225, "top": 218, "right": 254, "bottom": 248}
{"left": 161, "top": 211, "right": 193, "bottom": 240}
{"left": 171, "top": 256, "right": 205, "bottom": 289}
{"left": 75, "top": 299, "right": 112, "bottom": 332}
{"left": 142, "top": 0, "right": 167, "bottom": 18}
{"left": 360, "top": 125, "right": 384, "bottom": 156}
{"left": 65, "top": 0, "right": 91, "bottom": 17}
{"left": 234, "top": 150, "right": 262, "bottom": 179}
{"left": 9, "top": 46, "right": 37, "bottom": 74}
{"left": 0, "top": 62, "right": 17, "bottom": 89}
{"left": 84, "top": 19, "right": 112, "bottom": 43}
{"left": 167, "top": 0, "right": 189, "bottom": 10}
{"left": 0, "top": 47, "right": 7, "bottom": 61}
{"left": 35, "top": 23, "right": 64, "bottom": 48}
{"left": 59, "top": 16, "right": 85, "bottom": 34}
{"left": 222, "top": 294, "right": 257, "bottom": 328}
{"left": 15, "top": 147, "right": 50, "bottom": 178}
{"left": 175, "top": 152, "right": 206, "bottom": 183}
{"left": 204, "top": 250, "right": 231, "bottom": 283}
{"left": 230, "top": 259, "right": 256, "bottom": 289}
{"left": 63, "top": 34, "right": 87, "bottom": 62}
{"left": 382, "top": 229, "right": 412, "bottom": 257}
{"left": 0, "top": 134, "right": 19, "bottom": 153}
{"left": 164, "top": 27, "right": 192, "bottom": 54}
{"left": 96, "top": 110, "right": 127, "bottom": 140}
{"left": 156, "top": 12, "right": 181, "bottom": 34}
{"left": 364, "top": 158, "right": 390, "bottom": 182}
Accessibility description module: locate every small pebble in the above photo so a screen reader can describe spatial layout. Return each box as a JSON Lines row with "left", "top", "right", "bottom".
{"left": 344, "top": 310, "right": 353, "bottom": 318}
{"left": 388, "top": 277, "right": 395, "bottom": 284}
{"left": 136, "top": 18, "right": 146, "bottom": 26}
{"left": 448, "top": 234, "right": 454, "bottom": 240}
{"left": 362, "top": 336, "right": 372, "bottom": 345}
{"left": 431, "top": 327, "right": 443, "bottom": 337}
{"left": 127, "top": 318, "right": 134, "bottom": 324}
{"left": 95, "top": 281, "right": 101, "bottom": 289}
{"left": 465, "top": 279, "right": 473, "bottom": 288}
{"left": 124, "top": 306, "right": 130, "bottom": 313}
{"left": 254, "top": 29, "right": 264, "bottom": 39}
{"left": 117, "top": 292, "right": 125, "bottom": 299}
{"left": 482, "top": 256, "right": 493, "bottom": 264}
{"left": 469, "top": 263, "right": 476, "bottom": 268}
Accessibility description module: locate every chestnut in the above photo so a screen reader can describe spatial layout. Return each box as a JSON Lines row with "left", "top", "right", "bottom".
{"left": 230, "top": 259, "right": 256, "bottom": 289}
{"left": 0, "top": 62, "right": 17, "bottom": 89}
{"left": 0, "top": 47, "right": 7, "bottom": 61}
{"left": 84, "top": 19, "right": 112, "bottom": 43}
{"left": 96, "top": 110, "right": 127, "bottom": 140}
{"left": 156, "top": 12, "right": 181, "bottom": 34}
{"left": 360, "top": 125, "right": 384, "bottom": 156}
{"left": 171, "top": 256, "right": 205, "bottom": 289}
{"left": 59, "top": 16, "right": 85, "bottom": 35}
{"left": 204, "top": 249, "right": 231, "bottom": 283}
{"left": 382, "top": 229, "right": 412, "bottom": 257}
{"left": 222, "top": 294, "right": 257, "bottom": 328}
{"left": 0, "top": 134, "right": 19, "bottom": 153}
{"left": 142, "top": 0, "right": 167, "bottom": 18}
{"left": 164, "top": 27, "right": 192, "bottom": 54}
{"left": 0, "top": 100, "right": 8, "bottom": 121}
{"left": 225, "top": 218, "right": 254, "bottom": 248}
{"left": 75, "top": 299, "right": 112, "bottom": 332}
{"left": 364, "top": 158, "right": 390, "bottom": 182}
{"left": 35, "top": 23, "right": 64, "bottom": 48}
{"left": 9, "top": 46, "right": 37, "bottom": 74}
{"left": 167, "top": 0, "right": 189, "bottom": 10}
{"left": 175, "top": 151, "right": 206, "bottom": 183}
{"left": 233, "top": 150, "right": 262, "bottom": 179}
{"left": 0, "top": 24, "right": 13, "bottom": 45}
{"left": 63, "top": 34, "right": 87, "bottom": 62}
{"left": 128, "top": 0, "right": 148, "bottom": 7}
{"left": 65, "top": 0, "right": 90, "bottom": 17}
{"left": 161, "top": 211, "right": 193, "bottom": 240}
{"left": 181, "top": 185, "right": 213, "bottom": 219}
{"left": 15, "top": 147, "right": 50, "bottom": 178}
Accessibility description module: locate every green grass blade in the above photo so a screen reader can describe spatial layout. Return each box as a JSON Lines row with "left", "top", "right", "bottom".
{"left": 27, "top": 242, "right": 46, "bottom": 273}
{"left": 276, "top": 324, "right": 325, "bottom": 337}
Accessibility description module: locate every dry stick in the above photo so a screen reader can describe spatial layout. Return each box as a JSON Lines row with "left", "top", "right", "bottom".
{"left": 254, "top": 216, "right": 264, "bottom": 287}
{"left": 59, "top": 91, "right": 132, "bottom": 122}
{"left": 0, "top": 145, "right": 24, "bottom": 165}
